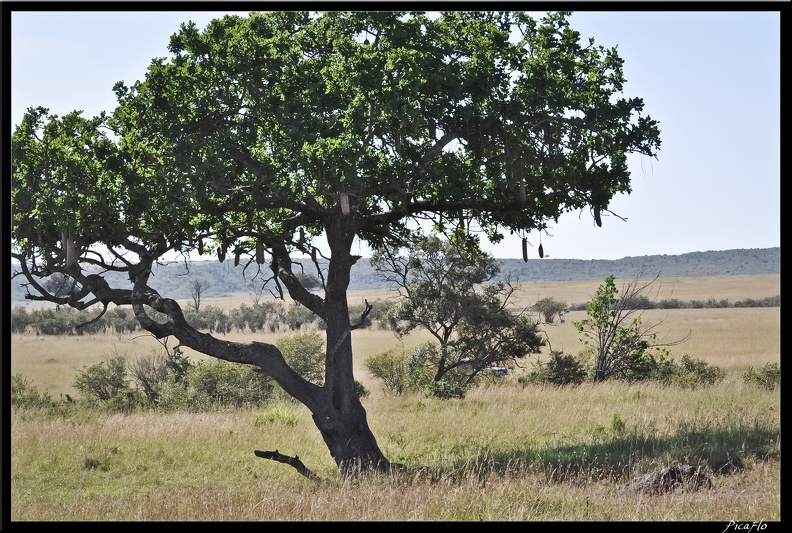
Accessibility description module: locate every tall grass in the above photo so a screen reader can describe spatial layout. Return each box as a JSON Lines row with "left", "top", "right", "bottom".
{"left": 11, "top": 379, "right": 780, "bottom": 520}
{"left": 10, "top": 275, "right": 780, "bottom": 520}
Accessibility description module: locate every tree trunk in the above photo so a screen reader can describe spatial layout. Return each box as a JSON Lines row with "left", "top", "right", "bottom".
{"left": 304, "top": 216, "right": 391, "bottom": 475}
{"left": 126, "top": 216, "right": 392, "bottom": 476}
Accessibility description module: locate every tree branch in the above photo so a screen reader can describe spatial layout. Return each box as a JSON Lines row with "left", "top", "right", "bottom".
{"left": 254, "top": 450, "right": 322, "bottom": 482}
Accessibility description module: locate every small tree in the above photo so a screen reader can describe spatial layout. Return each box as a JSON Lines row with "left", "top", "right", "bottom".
{"left": 574, "top": 274, "right": 689, "bottom": 383}
{"left": 372, "top": 236, "right": 544, "bottom": 389}
{"left": 364, "top": 348, "right": 407, "bottom": 394}
{"left": 533, "top": 297, "right": 568, "bottom": 324}
{"left": 189, "top": 279, "right": 211, "bottom": 313}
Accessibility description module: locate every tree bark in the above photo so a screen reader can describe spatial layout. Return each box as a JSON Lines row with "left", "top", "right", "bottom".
{"left": 303, "top": 215, "right": 391, "bottom": 474}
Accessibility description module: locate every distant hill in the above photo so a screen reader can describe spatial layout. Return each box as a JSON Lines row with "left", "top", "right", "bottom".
{"left": 9, "top": 247, "right": 780, "bottom": 303}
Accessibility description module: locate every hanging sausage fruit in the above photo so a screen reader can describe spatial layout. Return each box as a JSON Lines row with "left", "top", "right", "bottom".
{"left": 256, "top": 240, "right": 265, "bottom": 264}
{"left": 340, "top": 193, "right": 350, "bottom": 216}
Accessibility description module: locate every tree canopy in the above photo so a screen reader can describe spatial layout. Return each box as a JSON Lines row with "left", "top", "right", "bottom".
{"left": 11, "top": 11, "right": 660, "bottom": 475}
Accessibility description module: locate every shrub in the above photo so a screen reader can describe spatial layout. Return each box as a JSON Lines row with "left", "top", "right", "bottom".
{"left": 666, "top": 354, "right": 727, "bottom": 388}
{"left": 610, "top": 412, "right": 626, "bottom": 434}
{"left": 364, "top": 348, "right": 407, "bottom": 394}
{"left": 423, "top": 380, "right": 465, "bottom": 400}
{"left": 621, "top": 347, "right": 677, "bottom": 382}
{"left": 128, "top": 350, "right": 170, "bottom": 404}
{"left": 10, "top": 306, "right": 34, "bottom": 333}
{"left": 10, "top": 373, "right": 54, "bottom": 409}
{"left": 355, "top": 380, "right": 370, "bottom": 398}
{"left": 533, "top": 297, "right": 568, "bottom": 324}
{"left": 523, "top": 351, "right": 587, "bottom": 386}
{"left": 743, "top": 363, "right": 780, "bottom": 391}
{"left": 73, "top": 354, "right": 132, "bottom": 401}
{"left": 285, "top": 303, "right": 317, "bottom": 330}
{"left": 180, "top": 359, "right": 273, "bottom": 410}
{"left": 276, "top": 332, "right": 325, "bottom": 385}
{"left": 405, "top": 342, "right": 441, "bottom": 391}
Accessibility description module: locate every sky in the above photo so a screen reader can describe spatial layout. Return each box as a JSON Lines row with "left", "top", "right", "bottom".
{"left": 8, "top": 8, "right": 782, "bottom": 261}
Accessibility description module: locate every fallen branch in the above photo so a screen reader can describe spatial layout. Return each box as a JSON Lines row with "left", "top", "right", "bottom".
{"left": 254, "top": 449, "right": 322, "bottom": 481}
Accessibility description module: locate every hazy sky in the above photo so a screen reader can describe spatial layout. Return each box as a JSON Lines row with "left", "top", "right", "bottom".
{"left": 9, "top": 9, "right": 781, "bottom": 261}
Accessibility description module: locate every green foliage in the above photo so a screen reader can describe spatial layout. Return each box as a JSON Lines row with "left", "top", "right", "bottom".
{"left": 285, "top": 304, "right": 318, "bottom": 331}
{"left": 228, "top": 302, "right": 282, "bottom": 333}
{"left": 276, "top": 332, "right": 325, "bottom": 385}
{"left": 355, "top": 380, "right": 370, "bottom": 398}
{"left": 159, "top": 359, "right": 273, "bottom": 411}
{"left": 73, "top": 355, "right": 133, "bottom": 401}
{"left": 364, "top": 348, "right": 407, "bottom": 394}
{"left": 184, "top": 305, "right": 231, "bottom": 333}
{"left": 10, "top": 374, "right": 54, "bottom": 409}
{"left": 522, "top": 351, "right": 587, "bottom": 386}
{"left": 373, "top": 236, "right": 544, "bottom": 388}
{"left": 533, "top": 297, "right": 568, "bottom": 324}
{"left": 10, "top": 306, "right": 35, "bottom": 334}
{"left": 13, "top": 12, "right": 661, "bottom": 276}
{"left": 743, "top": 363, "right": 780, "bottom": 391}
{"left": 665, "top": 354, "right": 727, "bottom": 388}
{"left": 405, "top": 342, "right": 442, "bottom": 391}
{"left": 610, "top": 412, "right": 626, "bottom": 435}
{"left": 574, "top": 275, "right": 687, "bottom": 383}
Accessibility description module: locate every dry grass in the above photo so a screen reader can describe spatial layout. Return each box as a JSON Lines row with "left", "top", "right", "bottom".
{"left": 11, "top": 380, "right": 780, "bottom": 520}
{"left": 11, "top": 275, "right": 780, "bottom": 396}
{"left": 10, "top": 274, "right": 781, "bottom": 521}
{"left": 536, "top": 307, "right": 779, "bottom": 373}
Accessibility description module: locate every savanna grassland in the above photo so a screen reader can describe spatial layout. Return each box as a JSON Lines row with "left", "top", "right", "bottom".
{"left": 10, "top": 274, "right": 781, "bottom": 521}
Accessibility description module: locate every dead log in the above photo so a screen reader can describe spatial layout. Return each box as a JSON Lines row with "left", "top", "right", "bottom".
{"left": 254, "top": 449, "right": 322, "bottom": 481}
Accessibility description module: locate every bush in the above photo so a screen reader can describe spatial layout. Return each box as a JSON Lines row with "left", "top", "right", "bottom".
{"left": 285, "top": 303, "right": 317, "bottom": 330}
{"left": 405, "top": 342, "right": 440, "bottom": 391}
{"left": 621, "top": 347, "right": 676, "bottom": 382}
{"left": 128, "top": 350, "right": 170, "bottom": 404}
{"left": 356, "top": 380, "right": 370, "bottom": 398}
{"left": 533, "top": 297, "right": 568, "bottom": 324}
{"left": 73, "top": 354, "right": 132, "bottom": 401}
{"left": 743, "top": 362, "right": 780, "bottom": 390}
{"left": 276, "top": 332, "right": 325, "bottom": 385}
{"left": 522, "top": 351, "right": 587, "bottom": 386}
{"left": 10, "top": 306, "right": 34, "bottom": 333}
{"left": 364, "top": 348, "right": 407, "bottom": 394}
{"left": 11, "top": 373, "right": 54, "bottom": 409}
{"left": 666, "top": 354, "right": 727, "bottom": 388}
{"left": 176, "top": 359, "right": 273, "bottom": 410}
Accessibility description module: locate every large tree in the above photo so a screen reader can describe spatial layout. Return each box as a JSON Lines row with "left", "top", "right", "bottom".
{"left": 11, "top": 11, "right": 660, "bottom": 475}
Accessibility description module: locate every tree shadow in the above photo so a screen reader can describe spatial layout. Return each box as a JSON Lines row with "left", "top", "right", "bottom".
{"left": 411, "top": 422, "right": 779, "bottom": 483}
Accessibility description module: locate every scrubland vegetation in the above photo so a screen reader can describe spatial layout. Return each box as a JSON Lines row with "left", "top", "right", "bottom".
{"left": 10, "top": 275, "right": 780, "bottom": 521}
